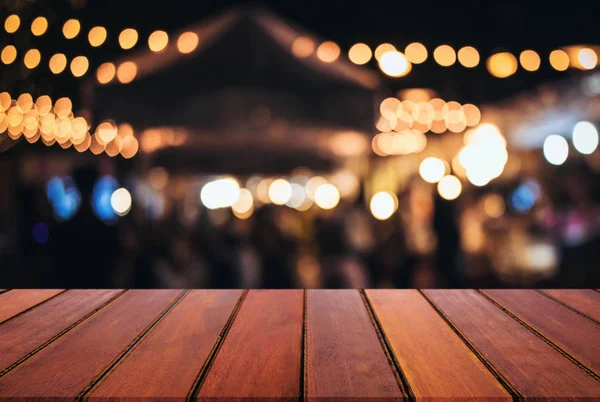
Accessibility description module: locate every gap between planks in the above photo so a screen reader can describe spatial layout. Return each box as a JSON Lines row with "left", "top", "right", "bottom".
{"left": 476, "top": 290, "right": 600, "bottom": 383}
{"left": 78, "top": 290, "right": 190, "bottom": 401}
{"left": 0, "top": 289, "right": 68, "bottom": 326}
{"left": 536, "top": 290, "right": 600, "bottom": 326}
{"left": 0, "top": 289, "right": 128, "bottom": 378}
{"left": 418, "top": 290, "right": 522, "bottom": 399}
{"left": 187, "top": 289, "right": 249, "bottom": 400}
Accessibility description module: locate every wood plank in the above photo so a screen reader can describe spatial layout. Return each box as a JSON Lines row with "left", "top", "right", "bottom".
{"left": 306, "top": 290, "right": 403, "bottom": 400}
{"left": 0, "top": 289, "right": 64, "bottom": 323}
{"left": 423, "top": 290, "right": 600, "bottom": 400}
{"left": 483, "top": 290, "right": 600, "bottom": 376}
{"left": 366, "top": 290, "right": 510, "bottom": 400}
{"left": 197, "top": 290, "right": 303, "bottom": 400}
{"left": 0, "top": 289, "right": 124, "bottom": 374}
{"left": 539, "top": 289, "right": 600, "bottom": 322}
{"left": 87, "top": 290, "right": 243, "bottom": 401}
{"left": 0, "top": 290, "right": 182, "bottom": 400}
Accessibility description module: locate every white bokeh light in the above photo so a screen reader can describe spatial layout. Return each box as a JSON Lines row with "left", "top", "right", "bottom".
{"left": 201, "top": 178, "right": 240, "bottom": 209}
{"left": 572, "top": 121, "right": 599, "bottom": 155}
{"left": 437, "top": 175, "right": 462, "bottom": 200}
{"left": 543, "top": 135, "right": 569, "bottom": 165}
{"left": 110, "top": 187, "right": 132, "bottom": 216}
{"left": 370, "top": 192, "right": 397, "bottom": 220}
{"left": 419, "top": 157, "right": 446, "bottom": 183}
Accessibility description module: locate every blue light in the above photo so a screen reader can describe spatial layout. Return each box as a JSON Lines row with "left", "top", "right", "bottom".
{"left": 92, "top": 175, "right": 119, "bottom": 222}
{"left": 511, "top": 179, "right": 541, "bottom": 213}
{"left": 32, "top": 222, "right": 49, "bottom": 244}
{"left": 47, "top": 176, "right": 81, "bottom": 221}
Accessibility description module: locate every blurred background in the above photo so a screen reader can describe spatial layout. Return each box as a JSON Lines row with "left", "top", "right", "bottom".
{"left": 1, "top": 0, "right": 600, "bottom": 288}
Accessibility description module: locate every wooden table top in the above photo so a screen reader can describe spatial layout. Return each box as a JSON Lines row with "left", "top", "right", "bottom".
{"left": 0, "top": 289, "right": 599, "bottom": 401}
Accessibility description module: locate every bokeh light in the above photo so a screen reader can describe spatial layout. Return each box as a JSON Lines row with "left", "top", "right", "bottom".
{"left": 31, "top": 17, "right": 48, "bottom": 36}
{"left": 97, "top": 62, "right": 116, "bottom": 84}
{"left": 543, "top": 135, "right": 569, "bottom": 165}
{"left": 62, "top": 19, "right": 80, "bottom": 39}
{"left": 32, "top": 222, "right": 49, "bottom": 244}
{"left": 379, "top": 51, "right": 411, "bottom": 77}
{"left": 201, "top": 178, "right": 240, "bottom": 209}
{"left": 457, "top": 46, "right": 479, "bottom": 68}
{"left": 232, "top": 188, "right": 254, "bottom": 215}
{"left": 268, "top": 179, "right": 293, "bottom": 205}
{"left": 374, "top": 43, "right": 396, "bottom": 61}
{"left": 482, "top": 194, "right": 506, "bottom": 218}
{"left": 4, "top": 15, "right": 20, "bottom": 33}
{"left": 1, "top": 45, "right": 17, "bottom": 64}
{"left": 49, "top": 53, "right": 67, "bottom": 74}
{"left": 117, "top": 61, "right": 137, "bottom": 84}
{"left": 578, "top": 48, "right": 598, "bottom": 70}
{"left": 348, "top": 43, "right": 372, "bottom": 65}
{"left": 119, "top": 28, "right": 139, "bottom": 50}
{"left": 487, "top": 52, "right": 518, "bottom": 78}
{"left": 177, "top": 32, "right": 199, "bottom": 54}
{"left": 24, "top": 49, "right": 41, "bottom": 69}
{"left": 148, "top": 30, "right": 169, "bottom": 52}
{"left": 291, "top": 36, "right": 315, "bottom": 58}
{"left": 70, "top": 56, "right": 89, "bottom": 77}
{"left": 88, "top": 26, "right": 107, "bottom": 47}
{"left": 519, "top": 50, "right": 541, "bottom": 71}
{"left": 110, "top": 188, "right": 132, "bottom": 216}
{"left": 405, "top": 42, "right": 427, "bottom": 64}
{"left": 370, "top": 192, "right": 397, "bottom": 220}
{"left": 437, "top": 175, "right": 462, "bottom": 200}
{"left": 317, "top": 41, "right": 340, "bottom": 63}
{"left": 433, "top": 45, "right": 456, "bottom": 67}
{"left": 572, "top": 121, "right": 599, "bottom": 155}
{"left": 549, "top": 49, "right": 569, "bottom": 71}
{"left": 314, "top": 184, "right": 340, "bottom": 210}
{"left": 419, "top": 157, "right": 446, "bottom": 183}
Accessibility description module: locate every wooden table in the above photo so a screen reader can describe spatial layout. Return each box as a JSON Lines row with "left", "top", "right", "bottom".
{"left": 0, "top": 289, "right": 599, "bottom": 401}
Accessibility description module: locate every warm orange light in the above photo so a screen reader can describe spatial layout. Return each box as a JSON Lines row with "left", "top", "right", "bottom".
{"left": 120, "top": 136, "right": 139, "bottom": 159}
{"left": 457, "top": 46, "right": 479, "bottom": 68}
{"left": 62, "top": 19, "right": 80, "bottom": 39}
{"left": 374, "top": 43, "right": 396, "bottom": 61}
{"left": 463, "top": 104, "right": 481, "bottom": 127}
{"left": 148, "top": 30, "right": 168, "bottom": 52}
{"left": 487, "top": 52, "right": 518, "bottom": 78}
{"left": 54, "top": 97, "right": 72, "bottom": 118}
{"left": 4, "top": 15, "right": 20, "bottom": 33}
{"left": 49, "top": 53, "right": 67, "bottom": 74}
{"left": 291, "top": 36, "right": 315, "bottom": 58}
{"left": 549, "top": 49, "right": 569, "bottom": 71}
{"left": 405, "top": 42, "right": 427, "bottom": 64}
{"left": 119, "top": 28, "right": 138, "bottom": 50}
{"left": 88, "top": 26, "right": 107, "bottom": 47}
{"left": 70, "top": 55, "right": 89, "bottom": 77}
{"left": 35, "top": 95, "right": 52, "bottom": 116}
{"left": 348, "top": 43, "right": 372, "bottom": 65}
{"left": 519, "top": 50, "right": 540, "bottom": 71}
{"left": 31, "top": 17, "right": 48, "bottom": 36}
{"left": 97, "top": 62, "right": 116, "bottom": 84}
{"left": 117, "top": 61, "right": 137, "bottom": 84}
{"left": 317, "top": 41, "right": 340, "bottom": 63}
{"left": 433, "top": 45, "right": 456, "bottom": 67}
{"left": 177, "top": 32, "right": 199, "bottom": 54}
{"left": 1, "top": 45, "right": 17, "bottom": 64}
{"left": 24, "top": 49, "right": 41, "bottom": 69}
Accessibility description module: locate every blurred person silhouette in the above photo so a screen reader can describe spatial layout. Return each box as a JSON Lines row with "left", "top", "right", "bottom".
{"left": 432, "top": 193, "right": 463, "bottom": 288}
{"left": 49, "top": 164, "right": 121, "bottom": 288}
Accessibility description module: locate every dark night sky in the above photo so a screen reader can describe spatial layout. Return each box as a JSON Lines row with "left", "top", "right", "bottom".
{"left": 2, "top": 0, "right": 599, "bottom": 107}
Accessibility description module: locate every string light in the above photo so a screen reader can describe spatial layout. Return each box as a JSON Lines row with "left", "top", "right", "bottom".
{"left": 379, "top": 51, "right": 411, "bottom": 77}
{"left": 549, "top": 49, "right": 569, "bottom": 71}
{"left": 487, "top": 52, "right": 518, "bottom": 78}
{"left": 4, "top": 15, "right": 20, "bottom": 33}
{"left": 405, "top": 42, "right": 427, "bottom": 64}
{"left": 49, "top": 53, "right": 67, "bottom": 74}
{"left": 119, "top": 28, "right": 139, "bottom": 50}
{"left": 291, "top": 36, "right": 315, "bottom": 58}
{"left": 24, "top": 49, "right": 41, "bottom": 69}
{"left": 70, "top": 55, "right": 89, "bottom": 77}
{"left": 348, "top": 43, "right": 372, "bottom": 65}
{"left": 1, "top": 45, "right": 17, "bottom": 65}
{"left": 457, "top": 46, "right": 479, "bottom": 68}
{"left": 116, "top": 61, "right": 137, "bottom": 84}
{"left": 177, "top": 32, "right": 199, "bottom": 54}
{"left": 88, "top": 26, "right": 107, "bottom": 47}
{"left": 519, "top": 50, "right": 540, "bottom": 72}
{"left": 30, "top": 17, "right": 48, "bottom": 36}
{"left": 148, "top": 30, "right": 169, "bottom": 52}
{"left": 62, "top": 19, "right": 80, "bottom": 39}
{"left": 317, "top": 41, "right": 340, "bottom": 63}
{"left": 433, "top": 45, "right": 456, "bottom": 67}
{"left": 374, "top": 43, "right": 395, "bottom": 61}
{"left": 97, "top": 62, "right": 116, "bottom": 84}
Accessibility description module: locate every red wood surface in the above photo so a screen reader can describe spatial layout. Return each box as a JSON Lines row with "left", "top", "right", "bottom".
{"left": 423, "top": 290, "right": 600, "bottom": 400}
{"left": 483, "top": 289, "right": 600, "bottom": 376}
{"left": 0, "top": 290, "right": 182, "bottom": 400}
{"left": 87, "top": 290, "right": 243, "bottom": 401}
{"left": 0, "top": 289, "right": 64, "bottom": 323}
{"left": 366, "top": 290, "right": 511, "bottom": 401}
{"left": 197, "top": 290, "right": 303, "bottom": 400}
{"left": 0, "top": 289, "right": 123, "bottom": 374}
{"left": 540, "top": 289, "right": 600, "bottom": 322}
{"left": 306, "top": 290, "right": 403, "bottom": 400}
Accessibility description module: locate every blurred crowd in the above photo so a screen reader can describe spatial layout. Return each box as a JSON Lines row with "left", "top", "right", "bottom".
{"left": 3, "top": 161, "right": 599, "bottom": 289}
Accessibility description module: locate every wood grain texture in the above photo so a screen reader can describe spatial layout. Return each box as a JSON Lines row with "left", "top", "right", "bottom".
{"left": 0, "top": 289, "right": 64, "bottom": 323}
{"left": 483, "top": 289, "right": 600, "bottom": 376}
{"left": 87, "top": 290, "right": 243, "bottom": 401}
{"left": 197, "top": 290, "right": 303, "bottom": 401}
{"left": 423, "top": 290, "right": 600, "bottom": 400}
{"left": 540, "top": 289, "right": 600, "bottom": 322}
{"left": 0, "top": 289, "right": 123, "bottom": 374}
{"left": 0, "top": 290, "right": 182, "bottom": 401}
{"left": 366, "top": 290, "right": 510, "bottom": 401}
{"left": 306, "top": 290, "right": 403, "bottom": 400}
